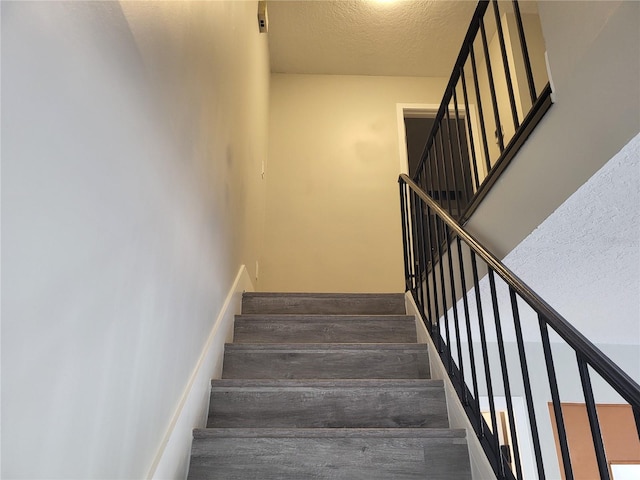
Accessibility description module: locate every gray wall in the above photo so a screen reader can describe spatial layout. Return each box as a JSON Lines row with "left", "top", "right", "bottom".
{"left": 1, "top": 1, "right": 269, "bottom": 478}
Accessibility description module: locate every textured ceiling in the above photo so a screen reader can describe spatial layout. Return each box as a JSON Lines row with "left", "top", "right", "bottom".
{"left": 267, "top": 0, "right": 478, "bottom": 77}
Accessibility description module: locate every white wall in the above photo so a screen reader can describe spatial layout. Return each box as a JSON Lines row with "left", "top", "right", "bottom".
{"left": 465, "top": 0, "right": 640, "bottom": 259}
{"left": 262, "top": 73, "right": 447, "bottom": 293}
{"left": 405, "top": 295, "right": 497, "bottom": 480}
{"left": 1, "top": 1, "right": 268, "bottom": 478}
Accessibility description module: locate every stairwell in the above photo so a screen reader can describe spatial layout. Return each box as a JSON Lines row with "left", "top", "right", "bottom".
{"left": 187, "top": 293, "right": 472, "bottom": 479}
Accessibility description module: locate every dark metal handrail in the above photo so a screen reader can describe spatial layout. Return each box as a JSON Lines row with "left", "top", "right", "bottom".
{"left": 399, "top": 173, "right": 640, "bottom": 480}
{"left": 401, "top": 173, "right": 640, "bottom": 406}
{"left": 412, "top": 0, "right": 553, "bottom": 224}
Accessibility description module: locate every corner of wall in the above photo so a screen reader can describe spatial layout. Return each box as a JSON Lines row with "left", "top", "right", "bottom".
{"left": 147, "top": 265, "right": 255, "bottom": 480}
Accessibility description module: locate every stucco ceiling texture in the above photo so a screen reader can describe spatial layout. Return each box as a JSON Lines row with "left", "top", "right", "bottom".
{"left": 267, "top": 0, "right": 477, "bottom": 77}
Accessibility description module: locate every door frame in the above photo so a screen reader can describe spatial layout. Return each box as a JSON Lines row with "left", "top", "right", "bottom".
{"left": 396, "top": 102, "right": 487, "bottom": 191}
{"left": 396, "top": 103, "right": 439, "bottom": 175}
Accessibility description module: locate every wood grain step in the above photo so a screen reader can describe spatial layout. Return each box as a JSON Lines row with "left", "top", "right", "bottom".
{"left": 233, "top": 314, "right": 417, "bottom": 343}
{"left": 242, "top": 292, "right": 406, "bottom": 315}
{"left": 188, "top": 428, "right": 471, "bottom": 480}
{"left": 222, "top": 343, "right": 430, "bottom": 379}
{"left": 207, "top": 379, "right": 448, "bottom": 429}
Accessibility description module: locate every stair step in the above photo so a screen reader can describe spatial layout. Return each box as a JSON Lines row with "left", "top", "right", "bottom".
{"left": 207, "top": 379, "right": 447, "bottom": 429}
{"left": 188, "top": 428, "right": 471, "bottom": 480}
{"left": 242, "top": 292, "right": 406, "bottom": 315}
{"left": 222, "top": 343, "right": 430, "bottom": 379}
{"left": 233, "top": 314, "right": 417, "bottom": 343}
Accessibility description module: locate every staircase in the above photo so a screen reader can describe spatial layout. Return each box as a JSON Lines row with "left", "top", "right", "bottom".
{"left": 187, "top": 293, "right": 472, "bottom": 479}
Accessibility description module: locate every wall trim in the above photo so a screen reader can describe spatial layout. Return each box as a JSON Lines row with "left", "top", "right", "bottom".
{"left": 396, "top": 103, "right": 440, "bottom": 175}
{"left": 147, "top": 265, "right": 255, "bottom": 479}
{"left": 405, "top": 292, "right": 497, "bottom": 480}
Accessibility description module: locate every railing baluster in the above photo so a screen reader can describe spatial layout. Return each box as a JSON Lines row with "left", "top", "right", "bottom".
{"left": 437, "top": 220, "right": 452, "bottom": 371}
{"left": 428, "top": 142, "right": 440, "bottom": 202}
{"left": 428, "top": 143, "right": 442, "bottom": 348}
{"left": 512, "top": 0, "right": 537, "bottom": 103}
{"left": 469, "top": 43, "right": 493, "bottom": 173}
{"left": 456, "top": 237, "right": 479, "bottom": 409}
{"left": 492, "top": 0, "right": 520, "bottom": 130}
{"left": 399, "top": 182, "right": 411, "bottom": 291}
{"left": 419, "top": 197, "right": 434, "bottom": 332}
{"left": 444, "top": 106, "right": 463, "bottom": 218}
{"left": 480, "top": 18, "right": 505, "bottom": 153}
{"left": 437, "top": 127, "right": 453, "bottom": 216}
{"left": 509, "top": 287, "right": 545, "bottom": 479}
{"left": 432, "top": 133, "right": 447, "bottom": 248}
{"left": 416, "top": 195, "right": 428, "bottom": 312}
{"left": 470, "top": 252, "right": 500, "bottom": 452}
{"left": 405, "top": 183, "right": 416, "bottom": 291}
{"left": 424, "top": 204, "right": 436, "bottom": 332}
{"left": 539, "top": 317, "right": 574, "bottom": 480}
{"left": 412, "top": 188, "right": 423, "bottom": 307}
{"left": 488, "top": 269, "right": 524, "bottom": 479}
{"left": 577, "top": 354, "right": 611, "bottom": 480}
{"left": 445, "top": 228, "right": 464, "bottom": 384}
{"left": 452, "top": 86, "right": 473, "bottom": 207}
{"left": 432, "top": 130, "right": 442, "bottom": 205}
{"left": 460, "top": 67, "right": 481, "bottom": 189}
{"left": 408, "top": 190, "right": 418, "bottom": 293}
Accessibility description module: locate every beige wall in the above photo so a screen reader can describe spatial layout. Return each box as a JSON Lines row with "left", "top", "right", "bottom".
{"left": 121, "top": 0, "right": 269, "bottom": 284}
{"left": 262, "top": 74, "right": 447, "bottom": 292}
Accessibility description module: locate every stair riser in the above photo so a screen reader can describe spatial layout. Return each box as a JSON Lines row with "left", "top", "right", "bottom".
{"left": 207, "top": 387, "right": 448, "bottom": 428}
{"left": 188, "top": 436, "right": 471, "bottom": 480}
{"left": 188, "top": 291, "right": 473, "bottom": 480}
{"left": 222, "top": 350, "right": 430, "bottom": 379}
{"left": 234, "top": 319, "right": 417, "bottom": 343}
{"left": 242, "top": 293, "right": 406, "bottom": 315}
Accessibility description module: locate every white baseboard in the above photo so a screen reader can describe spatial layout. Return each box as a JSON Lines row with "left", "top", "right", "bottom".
{"left": 404, "top": 292, "right": 496, "bottom": 480}
{"left": 147, "top": 265, "right": 255, "bottom": 480}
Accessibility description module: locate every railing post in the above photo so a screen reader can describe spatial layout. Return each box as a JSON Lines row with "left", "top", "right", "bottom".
{"left": 459, "top": 67, "right": 482, "bottom": 190}
{"left": 469, "top": 43, "right": 493, "bottom": 174}
{"left": 452, "top": 86, "right": 474, "bottom": 207}
{"left": 539, "top": 318, "right": 574, "bottom": 480}
{"left": 456, "top": 237, "right": 479, "bottom": 409}
{"left": 512, "top": 0, "right": 537, "bottom": 103}
{"left": 399, "top": 181, "right": 411, "bottom": 292}
{"left": 509, "top": 287, "right": 545, "bottom": 479}
{"left": 488, "top": 269, "right": 523, "bottom": 479}
{"left": 492, "top": 0, "right": 520, "bottom": 130}
{"left": 576, "top": 354, "right": 611, "bottom": 480}
{"left": 480, "top": 18, "right": 505, "bottom": 154}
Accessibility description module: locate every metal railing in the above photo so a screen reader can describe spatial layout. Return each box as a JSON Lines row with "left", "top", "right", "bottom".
{"left": 413, "top": 0, "right": 553, "bottom": 224}
{"left": 399, "top": 174, "right": 640, "bottom": 480}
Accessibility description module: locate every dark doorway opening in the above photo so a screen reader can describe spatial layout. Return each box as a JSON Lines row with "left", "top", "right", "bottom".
{"left": 404, "top": 116, "right": 474, "bottom": 218}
